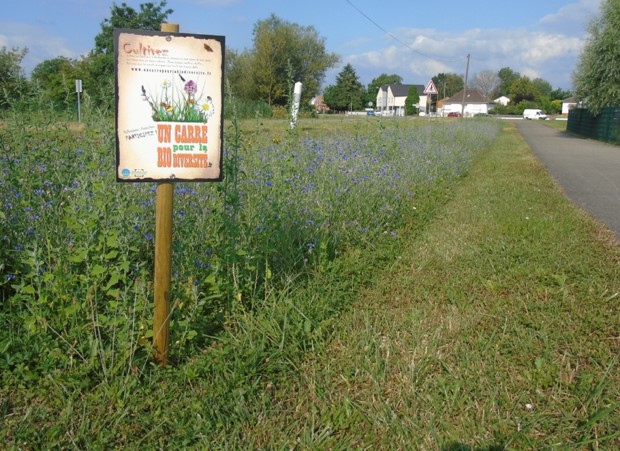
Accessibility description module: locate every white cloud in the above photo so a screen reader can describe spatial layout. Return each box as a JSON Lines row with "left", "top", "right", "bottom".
{"left": 327, "top": 1, "right": 599, "bottom": 90}
{"left": 0, "top": 22, "right": 83, "bottom": 74}
{"left": 538, "top": 0, "right": 601, "bottom": 35}
{"left": 339, "top": 23, "right": 586, "bottom": 90}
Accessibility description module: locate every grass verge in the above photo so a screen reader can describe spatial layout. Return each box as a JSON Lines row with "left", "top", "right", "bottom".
{"left": 2, "top": 120, "right": 618, "bottom": 448}
{"left": 247, "top": 121, "right": 620, "bottom": 448}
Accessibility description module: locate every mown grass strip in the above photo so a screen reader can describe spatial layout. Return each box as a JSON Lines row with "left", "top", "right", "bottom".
{"left": 249, "top": 122, "right": 620, "bottom": 449}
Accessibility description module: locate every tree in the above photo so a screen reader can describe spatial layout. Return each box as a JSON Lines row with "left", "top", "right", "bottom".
{"left": 405, "top": 86, "right": 420, "bottom": 115}
{"left": 94, "top": 1, "right": 173, "bottom": 56}
{"left": 0, "top": 46, "right": 28, "bottom": 109}
{"left": 31, "top": 57, "right": 80, "bottom": 110}
{"left": 470, "top": 70, "right": 499, "bottom": 99}
{"left": 240, "top": 14, "right": 338, "bottom": 107}
{"left": 323, "top": 64, "right": 364, "bottom": 112}
{"left": 225, "top": 49, "right": 256, "bottom": 100}
{"left": 496, "top": 67, "right": 520, "bottom": 97}
{"left": 432, "top": 73, "right": 463, "bottom": 99}
{"left": 573, "top": 0, "right": 620, "bottom": 113}
{"left": 89, "top": 1, "right": 173, "bottom": 109}
{"left": 532, "top": 78, "right": 552, "bottom": 98}
{"left": 550, "top": 87, "right": 571, "bottom": 101}
{"left": 365, "top": 73, "right": 402, "bottom": 106}
{"left": 510, "top": 76, "right": 539, "bottom": 104}
{"left": 550, "top": 99, "right": 563, "bottom": 114}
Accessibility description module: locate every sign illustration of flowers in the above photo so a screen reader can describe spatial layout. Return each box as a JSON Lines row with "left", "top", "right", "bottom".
{"left": 141, "top": 74, "right": 215, "bottom": 123}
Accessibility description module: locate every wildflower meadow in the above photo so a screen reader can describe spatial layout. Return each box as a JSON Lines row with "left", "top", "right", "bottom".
{"left": 1, "top": 109, "right": 497, "bottom": 368}
{"left": 0, "top": 108, "right": 500, "bottom": 446}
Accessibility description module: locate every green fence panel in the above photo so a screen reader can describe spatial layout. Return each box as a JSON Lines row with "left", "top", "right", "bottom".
{"left": 567, "top": 107, "right": 620, "bottom": 145}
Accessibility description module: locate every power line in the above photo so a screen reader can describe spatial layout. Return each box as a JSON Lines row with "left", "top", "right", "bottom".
{"left": 345, "top": 0, "right": 463, "bottom": 64}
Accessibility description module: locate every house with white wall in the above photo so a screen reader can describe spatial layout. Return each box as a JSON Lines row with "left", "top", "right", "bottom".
{"left": 561, "top": 96, "right": 578, "bottom": 115}
{"left": 376, "top": 84, "right": 427, "bottom": 116}
{"left": 494, "top": 96, "right": 510, "bottom": 106}
{"left": 441, "top": 89, "right": 494, "bottom": 117}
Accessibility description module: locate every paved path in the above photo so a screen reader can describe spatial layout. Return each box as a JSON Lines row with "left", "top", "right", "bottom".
{"left": 517, "top": 121, "right": 620, "bottom": 241}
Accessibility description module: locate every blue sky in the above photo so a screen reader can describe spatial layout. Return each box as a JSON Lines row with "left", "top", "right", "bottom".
{"left": 1, "top": 0, "right": 603, "bottom": 91}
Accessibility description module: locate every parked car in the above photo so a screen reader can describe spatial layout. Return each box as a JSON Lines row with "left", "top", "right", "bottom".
{"left": 447, "top": 112, "right": 461, "bottom": 117}
{"left": 523, "top": 109, "right": 548, "bottom": 120}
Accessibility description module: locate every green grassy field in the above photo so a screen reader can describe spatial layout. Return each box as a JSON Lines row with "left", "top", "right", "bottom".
{"left": 544, "top": 118, "right": 569, "bottom": 131}
{"left": 1, "top": 116, "right": 619, "bottom": 448}
{"left": 250, "top": 121, "right": 620, "bottom": 448}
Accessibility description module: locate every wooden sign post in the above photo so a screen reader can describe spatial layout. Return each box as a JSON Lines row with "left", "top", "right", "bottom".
{"left": 114, "top": 22, "right": 225, "bottom": 366}
{"left": 153, "top": 179, "right": 173, "bottom": 364}
{"left": 152, "top": 23, "right": 179, "bottom": 365}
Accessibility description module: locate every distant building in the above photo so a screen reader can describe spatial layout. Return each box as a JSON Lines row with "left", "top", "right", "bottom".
{"left": 441, "top": 89, "right": 494, "bottom": 117}
{"left": 561, "top": 96, "right": 578, "bottom": 115}
{"left": 376, "top": 84, "right": 428, "bottom": 116}
{"left": 494, "top": 96, "right": 511, "bottom": 106}
{"left": 311, "top": 95, "right": 330, "bottom": 113}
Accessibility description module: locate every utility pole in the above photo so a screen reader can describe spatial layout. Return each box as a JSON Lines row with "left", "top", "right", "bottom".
{"left": 460, "top": 53, "right": 470, "bottom": 118}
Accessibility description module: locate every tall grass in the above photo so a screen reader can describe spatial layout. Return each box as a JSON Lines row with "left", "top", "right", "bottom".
{"left": 1, "top": 107, "right": 499, "bottom": 446}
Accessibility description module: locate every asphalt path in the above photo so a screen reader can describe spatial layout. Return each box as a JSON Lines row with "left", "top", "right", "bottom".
{"left": 517, "top": 120, "right": 620, "bottom": 242}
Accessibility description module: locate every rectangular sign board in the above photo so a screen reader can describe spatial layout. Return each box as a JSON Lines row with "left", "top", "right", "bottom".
{"left": 114, "top": 29, "right": 225, "bottom": 182}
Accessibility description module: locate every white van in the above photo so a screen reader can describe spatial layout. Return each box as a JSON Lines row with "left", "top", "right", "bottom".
{"left": 523, "top": 109, "right": 548, "bottom": 120}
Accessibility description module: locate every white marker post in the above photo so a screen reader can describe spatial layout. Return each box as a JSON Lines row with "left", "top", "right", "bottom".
{"left": 290, "top": 82, "right": 302, "bottom": 129}
{"left": 75, "top": 79, "right": 83, "bottom": 123}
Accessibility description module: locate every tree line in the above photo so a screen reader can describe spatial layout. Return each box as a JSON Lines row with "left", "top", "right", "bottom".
{"left": 322, "top": 63, "right": 573, "bottom": 115}
{"left": 1, "top": 0, "right": 618, "bottom": 117}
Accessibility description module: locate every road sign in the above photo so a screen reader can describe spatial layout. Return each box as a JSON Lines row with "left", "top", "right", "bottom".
{"left": 423, "top": 80, "right": 438, "bottom": 95}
